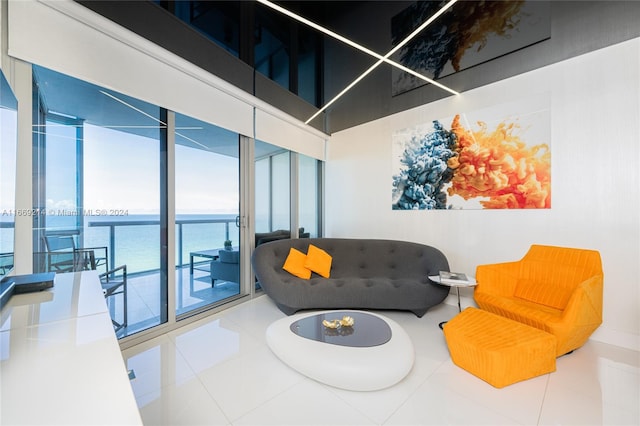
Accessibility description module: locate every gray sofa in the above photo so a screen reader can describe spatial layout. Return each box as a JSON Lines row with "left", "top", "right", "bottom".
{"left": 251, "top": 238, "right": 450, "bottom": 317}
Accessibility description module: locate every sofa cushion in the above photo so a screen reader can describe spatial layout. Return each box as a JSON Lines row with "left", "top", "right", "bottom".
{"left": 283, "top": 248, "right": 311, "bottom": 279}
{"left": 218, "top": 249, "right": 239, "bottom": 264}
{"left": 513, "top": 261, "right": 586, "bottom": 310}
{"left": 304, "top": 244, "right": 332, "bottom": 278}
{"left": 475, "top": 292, "right": 563, "bottom": 329}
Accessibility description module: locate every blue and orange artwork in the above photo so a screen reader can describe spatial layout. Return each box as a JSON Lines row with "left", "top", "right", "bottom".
{"left": 392, "top": 100, "right": 550, "bottom": 210}
{"left": 391, "top": 1, "right": 550, "bottom": 95}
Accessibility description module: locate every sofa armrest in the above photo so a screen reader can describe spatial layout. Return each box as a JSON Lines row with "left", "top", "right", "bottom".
{"left": 561, "top": 274, "right": 603, "bottom": 325}
{"left": 475, "top": 261, "right": 521, "bottom": 298}
{"left": 548, "top": 274, "right": 604, "bottom": 355}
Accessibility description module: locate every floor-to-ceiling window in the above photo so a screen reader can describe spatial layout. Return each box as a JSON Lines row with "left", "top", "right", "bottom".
{"left": 35, "top": 114, "right": 83, "bottom": 235}
{"left": 255, "top": 142, "right": 290, "bottom": 234}
{"left": 32, "top": 65, "right": 167, "bottom": 338}
{"left": 27, "top": 66, "right": 323, "bottom": 340}
{"left": 8, "top": 0, "right": 325, "bottom": 345}
{"left": 298, "top": 154, "right": 322, "bottom": 238}
{"left": 174, "top": 113, "right": 242, "bottom": 317}
{"left": 0, "top": 71, "right": 18, "bottom": 278}
{"left": 254, "top": 144, "right": 323, "bottom": 240}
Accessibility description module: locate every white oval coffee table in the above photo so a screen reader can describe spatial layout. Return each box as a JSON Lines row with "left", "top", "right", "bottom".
{"left": 266, "top": 310, "right": 414, "bottom": 391}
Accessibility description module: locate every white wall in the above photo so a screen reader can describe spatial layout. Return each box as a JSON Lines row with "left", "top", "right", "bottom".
{"left": 325, "top": 38, "right": 640, "bottom": 351}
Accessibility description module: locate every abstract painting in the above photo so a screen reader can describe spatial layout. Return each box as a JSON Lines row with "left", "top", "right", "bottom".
{"left": 391, "top": 1, "right": 550, "bottom": 95}
{"left": 392, "top": 96, "right": 550, "bottom": 210}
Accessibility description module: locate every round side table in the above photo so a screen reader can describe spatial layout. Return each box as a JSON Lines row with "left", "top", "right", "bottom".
{"left": 429, "top": 274, "right": 477, "bottom": 329}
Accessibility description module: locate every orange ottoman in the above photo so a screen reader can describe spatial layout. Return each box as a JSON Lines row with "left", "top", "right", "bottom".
{"left": 443, "top": 308, "right": 557, "bottom": 388}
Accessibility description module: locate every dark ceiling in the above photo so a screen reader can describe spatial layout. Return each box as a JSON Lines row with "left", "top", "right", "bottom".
{"left": 272, "top": 1, "right": 371, "bottom": 26}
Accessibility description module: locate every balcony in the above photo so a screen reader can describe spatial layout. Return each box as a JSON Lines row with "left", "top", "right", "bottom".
{"left": 124, "top": 262, "right": 242, "bottom": 336}
{"left": 34, "top": 216, "right": 245, "bottom": 338}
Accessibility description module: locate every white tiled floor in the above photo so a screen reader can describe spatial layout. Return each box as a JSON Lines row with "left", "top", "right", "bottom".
{"left": 122, "top": 296, "right": 640, "bottom": 425}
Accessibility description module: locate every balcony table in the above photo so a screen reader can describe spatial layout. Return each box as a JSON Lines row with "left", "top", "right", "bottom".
{"left": 189, "top": 248, "right": 223, "bottom": 274}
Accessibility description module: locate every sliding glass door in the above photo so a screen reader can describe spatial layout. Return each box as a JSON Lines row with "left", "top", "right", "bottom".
{"left": 0, "top": 72, "right": 18, "bottom": 278}
{"left": 174, "top": 113, "right": 241, "bottom": 317}
{"left": 298, "top": 154, "right": 322, "bottom": 238}
{"left": 29, "top": 64, "right": 323, "bottom": 340}
{"left": 255, "top": 141, "right": 290, "bottom": 235}
{"left": 32, "top": 65, "right": 167, "bottom": 338}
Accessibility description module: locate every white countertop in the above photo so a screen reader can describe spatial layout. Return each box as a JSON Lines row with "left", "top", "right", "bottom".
{"left": 0, "top": 271, "right": 142, "bottom": 425}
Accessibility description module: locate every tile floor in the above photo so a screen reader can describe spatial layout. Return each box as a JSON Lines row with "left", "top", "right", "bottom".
{"left": 112, "top": 267, "right": 242, "bottom": 338}
{"left": 122, "top": 296, "right": 640, "bottom": 425}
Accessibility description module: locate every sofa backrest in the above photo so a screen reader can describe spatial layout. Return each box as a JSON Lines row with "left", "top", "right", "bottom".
{"left": 513, "top": 244, "right": 603, "bottom": 310}
{"left": 255, "top": 230, "right": 290, "bottom": 247}
{"left": 252, "top": 238, "right": 449, "bottom": 281}
{"left": 218, "top": 249, "right": 239, "bottom": 264}
{"left": 255, "top": 228, "right": 310, "bottom": 247}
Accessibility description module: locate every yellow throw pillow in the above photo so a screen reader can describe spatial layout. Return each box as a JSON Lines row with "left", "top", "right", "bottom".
{"left": 282, "top": 248, "right": 311, "bottom": 279}
{"left": 304, "top": 244, "right": 332, "bottom": 278}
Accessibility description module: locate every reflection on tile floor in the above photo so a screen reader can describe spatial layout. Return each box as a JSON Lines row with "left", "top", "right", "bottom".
{"left": 115, "top": 267, "right": 241, "bottom": 338}
{"left": 122, "top": 297, "right": 640, "bottom": 425}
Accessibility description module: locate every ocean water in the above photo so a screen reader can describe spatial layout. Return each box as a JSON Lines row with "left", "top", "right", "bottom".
{"left": 2, "top": 214, "right": 240, "bottom": 275}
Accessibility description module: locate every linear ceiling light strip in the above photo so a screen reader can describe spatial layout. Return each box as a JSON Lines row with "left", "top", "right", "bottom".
{"left": 256, "top": 0, "right": 458, "bottom": 95}
{"left": 386, "top": 0, "right": 458, "bottom": 57}
{"left": 175, "top": 131, "right": 210, "bottom": 150}
{"left": 100, "top": 91, "right": 212, "bottom": 148}
{"left": 254, "top": 0, "right": 459, "bottom": 124}
{"left": 100, "top": 90, "right": 168, "bottom": 126}
{"left": 308, "top": 0, "right": 460, "bottom": 124}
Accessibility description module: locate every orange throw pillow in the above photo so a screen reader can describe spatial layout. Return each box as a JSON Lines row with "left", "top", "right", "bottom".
{"left": 304, "top": 244, "right": 332, "bottom": 278}
{"left": 282, "top": 248, "right": 311, "bottom": 279}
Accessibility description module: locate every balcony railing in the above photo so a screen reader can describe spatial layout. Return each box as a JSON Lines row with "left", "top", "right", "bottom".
{"left": 84, "top": 217, "right": 237, "bottom": 274}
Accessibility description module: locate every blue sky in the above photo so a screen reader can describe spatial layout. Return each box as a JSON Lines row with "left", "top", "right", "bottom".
{"left": 45, "top": 123, "right": 240, "bottom": 215}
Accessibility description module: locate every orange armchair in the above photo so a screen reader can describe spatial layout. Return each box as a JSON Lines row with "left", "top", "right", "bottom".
{"left": 475, "top": 245, "right": 603, "bottom": 356}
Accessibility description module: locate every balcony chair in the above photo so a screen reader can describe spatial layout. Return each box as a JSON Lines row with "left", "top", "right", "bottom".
{"left": 0, "top": 252, "right": 14, "bottom": 275}
{"left": 43, "top": 235, "right": 82, "bottom": 272}
{"left": 81, "top": 247, "right": 128, "bottom": 332}
{"left": 44, "top": 235, "right": 127, "bottom": 331}
{"left": 99, "top": 264, "right": 128, "bottom": 332}
{"left": 43, "top": 234, "right": 108, "bottom": 273}
{"left": 210, "top": 249, "right": 239, "bottom": 286}
{"left": 474, "top": 244, "right": 603, "bottom": 356}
